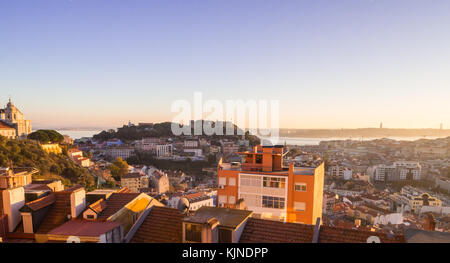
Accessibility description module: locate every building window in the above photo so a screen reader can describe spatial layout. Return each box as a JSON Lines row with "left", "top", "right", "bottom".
{"left": 295, "top": 183, "right": 307, "bottom": 192}
{"left": 229, "top": 177, "right": 236, "bottom": 186}
{"left": 294, "top": 202, "right": 306, "bottom": 211}
{"left": 262, "top": 196, "right": 285, "bottom": 209}
{"left": 218, "top": 195, "right": 227, "bottom": 204}
{"left": 185, "top": 223, "right": 202, "bottom": 242}
{"left": 218, "top": 177, "right": 226, "bottom": 186}
{"left": 86, "top": 214, "right": 95, "bottom": 220}
{"left": 263, "top": 177, "right": 286, "bottom": 188}
{"left": 229, "top": 196, "right": 236, "bottom": 204}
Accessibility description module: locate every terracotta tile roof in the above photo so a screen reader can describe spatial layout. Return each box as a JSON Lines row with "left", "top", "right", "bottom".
{"left": 122, "top": 172, "right": 143, "bottom": 179}
{"left": 60, "top": 185, "right": 84, "bottom": 193}
{"left": 4, "top": 232, "right": 35, "bottom": 243}
{"left": 36, "top": 192, "right": 73, "bottom": 234}
{"left": 87, "top": 198, "right": 107, "bottom": 214}
{"left": 182, "top": 192, "right": 204, "bottom": 200}
{"left": 181, "top": 192, "right": 212, "bottom": 203}
{"left": 96, "top": 193, "right": 140, "bottom": 220}
{"left": 117, "top": 187, "right": 131, "bottom": 193}
{"left": 239, "top": 218, "right": 314, "bottom": 243}
{"left": 0, "top": 120, "right": 15, "bottom": 130}
{"left": 48, "top": 220, "right": 122, "bottom": 237}
{"left": 131, "top": 206, "right": 184, "bottom": 243}
{"left": 318, "top": 225, "right": 405, "bottom": 243}
{"left": 239, "top": 218, "right": 405, "bottom": 243}
{"left": 24, "top": 183, "right": 52, "bottom": 192}
{"left": 22, "top": 193, "right": 56, "bottom": 212}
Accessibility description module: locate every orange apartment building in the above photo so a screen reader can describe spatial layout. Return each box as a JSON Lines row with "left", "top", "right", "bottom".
{"left": 217, "top": 145, "right": 324, "bottom": 225}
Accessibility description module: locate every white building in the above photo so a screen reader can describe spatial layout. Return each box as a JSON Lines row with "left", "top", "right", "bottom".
{"left": 184, "top": 148, "right": 203, "bottom": 157}
{"left": 169, "top": 192, "right": 214, "bottom": 212}
{"left": 156, "top": 144, "right": 173, "bottom": 158}
{"left": 136, "top": 137, "right": 160, "bottom": 152}
{"left": 394, "top": 161, "right": 421, "bottom": 180}
{"left": 106, "top": 146, "right": 135, "bottom": 159}
{"left": 0, "top": 99, "right": 32, "bottom": 138}
{"left": 369, "top": 162, "right": 421, "bottom": 182}
{"left": 328, "top": 165, "right": 353, "bottom": 180}
{"left": 184, "top": 139, "right": 199, "bottom": 148}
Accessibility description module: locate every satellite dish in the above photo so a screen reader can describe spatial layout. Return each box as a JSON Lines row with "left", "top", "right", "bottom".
{"left": 177, "top": 198, "right": 190, "bottom": 213}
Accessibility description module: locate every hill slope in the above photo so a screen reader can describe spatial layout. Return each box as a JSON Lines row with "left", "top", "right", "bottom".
{"left": 0, "top": 135, "right": 95, "bottom": 190}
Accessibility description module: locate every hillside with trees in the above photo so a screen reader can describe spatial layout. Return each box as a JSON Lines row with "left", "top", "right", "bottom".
{"left": 28, "top": 129, "right": 64, "bottom": 143}
{"left": 0, "top": 135, "right": 95, "bottom": 190}
{"left": 93, "top": 121, "right": 261, "bottom": 146}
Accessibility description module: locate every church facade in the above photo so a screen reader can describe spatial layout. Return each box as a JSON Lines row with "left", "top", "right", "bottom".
{"left": 0, "top": 99, "right": 32, "bottom": 139}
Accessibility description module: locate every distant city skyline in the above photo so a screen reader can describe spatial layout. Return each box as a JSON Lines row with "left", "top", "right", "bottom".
{"left": 2, "top": 0, "right": 450, "bottom": 129}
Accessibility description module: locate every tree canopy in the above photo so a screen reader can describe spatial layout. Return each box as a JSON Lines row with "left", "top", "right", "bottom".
{"left": 0, "top": 135, "right": 95, "bottom": 190}
{"left": 109, "top": 157, "right": 129, "bottom": 181}
{"left": 28, "top": 130, "right": 64, "bottom": 144}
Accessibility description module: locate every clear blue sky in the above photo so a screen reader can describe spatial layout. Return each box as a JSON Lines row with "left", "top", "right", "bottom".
{"left": 1, "top": 0, "right": 449, "bottom": 129}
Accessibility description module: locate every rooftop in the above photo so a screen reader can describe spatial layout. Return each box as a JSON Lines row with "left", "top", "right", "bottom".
{"left": 239, "top": 218, "right": 405, "bottom": 243}
{"left": 184, "top": 207, "right": 252, "bottom": 229}
{"left": 240, "top": 218, "right": 314, "bottom": 243}
{"left": 121, "top": 172, "right": 143, "bottom": 179}
{"left": 130, "top": 206, "right": 184, "bottom": 243}
{"left": 0, "top": 120, "right": 15, "bottom": 130}
{"left": 20, "top": 193, "right": 56, "bottom": 212}
{"left": 48, "top": 220, "right": 122, "bottom": 237}
{"left": 97, "top": 193, "right": 140, "bottom": 220}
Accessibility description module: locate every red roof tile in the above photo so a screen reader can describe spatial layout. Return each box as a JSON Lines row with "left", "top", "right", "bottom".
{"left": 0, "top": 121, "right": 15, "bottom": 130}
{"left": 48, "top": 220, "right": 122, "bottom": 237}
{"left": 122, "top": 173, "right": 142, "bottom": 179}
{"left": 239, "top": 218, "right": 405, "bottom": 243}
{"left": 36, "top": 192, "right": 73, "bottom": 234}
{"left": 117, "top": 187, "right": 131, "bottom": 193}
{"left": 96, "top": 193, "right": 140, "bottom": 220}
{"left": 239, "top": 218, "right": 315, "bottom": 243}
{"left": 24, "top": 194, "right": 56, "bottom": 212}
{"left": 87, "top": 198, "right": 107, "bottom": 214}
{"left": 131, "top": 206, "right": 184, "bottom": 243}
{"left": 318, "top": 225, "right": 405, "bottom": 243}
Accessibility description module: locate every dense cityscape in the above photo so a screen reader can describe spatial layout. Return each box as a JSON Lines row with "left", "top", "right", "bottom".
{"left": 1, "top": 99, "right": 449, "bottom": 244}
{"left": 2, "top": 3, "right": 450, "bottom": 262}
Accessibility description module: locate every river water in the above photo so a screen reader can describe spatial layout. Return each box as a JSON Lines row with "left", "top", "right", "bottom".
{"left": 54, "top": 130, "right": 440, "bottom": 146}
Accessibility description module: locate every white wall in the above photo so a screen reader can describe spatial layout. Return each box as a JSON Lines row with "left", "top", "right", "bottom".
{"left": 2, "top": 187, "right": 25, "bottom": 232}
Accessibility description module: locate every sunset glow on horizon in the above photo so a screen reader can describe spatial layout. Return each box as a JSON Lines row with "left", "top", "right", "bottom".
{"left": 1, "top": 0, "right": 449, "bottom": 129}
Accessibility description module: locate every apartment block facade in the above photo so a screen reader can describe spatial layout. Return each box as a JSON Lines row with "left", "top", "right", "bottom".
{"left": 217, "top": 145, "right": 324, "bottom": 225}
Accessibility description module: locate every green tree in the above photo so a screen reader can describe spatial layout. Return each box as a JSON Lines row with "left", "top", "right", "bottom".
{"left": 28, "top": 130, "right": 64, "bottom": 143}
{"left": 109, "top": 157, "right": 129, "bottom": 180}
{"left": 28, "top": 130, "right": 50, "bottom": 143}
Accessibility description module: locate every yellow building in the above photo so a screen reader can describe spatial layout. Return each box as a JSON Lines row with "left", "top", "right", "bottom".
{"left": 40, "top": 143, "right": 63, "bottom": 154}
{"left": 410, "top": 193, "right": 442, "bottom": 213}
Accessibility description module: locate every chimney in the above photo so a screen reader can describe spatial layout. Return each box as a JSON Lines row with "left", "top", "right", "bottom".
{"left": 1, "top": 187, "right": 25, "bottom": 232}
{"left": 70, "top": 188, "right": 86, "bottom": 219}
{"left": 425, "top": 213, "right": 436, "bottom": 231}
{"left": 235, "top": 198, "right": 247, "bottom": 210}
